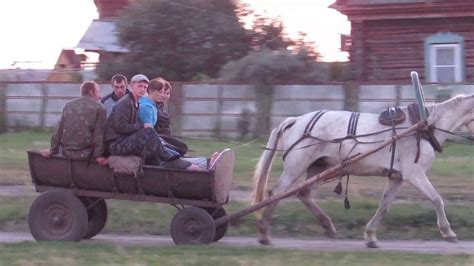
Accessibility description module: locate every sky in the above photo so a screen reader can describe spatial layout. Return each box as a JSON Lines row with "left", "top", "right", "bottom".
{"left": 0, "top": 0, "right": 349, "bottom": 69}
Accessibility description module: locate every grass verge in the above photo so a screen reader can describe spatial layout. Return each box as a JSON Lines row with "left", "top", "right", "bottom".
{"left": 0, "top": 242, "right": 472, "bottom": 265}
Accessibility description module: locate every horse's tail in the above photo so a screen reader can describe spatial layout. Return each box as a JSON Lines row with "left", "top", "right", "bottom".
{"left": 252, "top": 117, "right": 297, "bottom": 206}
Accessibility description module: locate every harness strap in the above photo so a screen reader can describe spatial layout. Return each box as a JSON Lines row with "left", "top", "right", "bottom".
{"left": 339, "top": 112, "right": 360, "bottom": 157}
{"left": 304, "top": 110, "right": 328, "bottom": 135}
{"left": 408, "top": 104, "right": 443, "bottom": 162}
{"left": 283, "top": 110, "right": 327, "bottom": 161}
{"left": 338, "top": 112, "right": 360, "bottom": 204}
{"left": 388, "top": 119, "right": 397, "bottom": 178}
{"left": 347, "top": 112, "right": 360, "bottom": 136}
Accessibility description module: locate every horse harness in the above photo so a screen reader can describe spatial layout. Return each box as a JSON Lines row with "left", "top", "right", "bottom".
{"left": 282, "top": 104, "right": 443, "bottom": 172}
{"left": 378, "top": 107, "right": 404, "bottom": 178}
{"left": 407, "top": 103, "right": 443, "bottom": 162}
{"left": 274, "top": 104, "right": 450, "bottom": 210}
{"left": 377, "top": 103, "right": 443, "bottom": 171}
{"left": 282, "top": 110, "right": 327, "bottom": 161}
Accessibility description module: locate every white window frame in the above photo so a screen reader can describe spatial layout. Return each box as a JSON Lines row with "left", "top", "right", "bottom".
{"left": 429, "top": 44, "right": 461, "bottom": 83}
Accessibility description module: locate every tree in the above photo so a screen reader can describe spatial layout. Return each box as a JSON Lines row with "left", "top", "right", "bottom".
{"left": 219, "top": 48, "right": 328, "bottom": 136}
{"left": 96, "top": 0, "right": 251, "bottom": 81}
{"left": 249, "top": 16, "right": 295, "bottom": 51}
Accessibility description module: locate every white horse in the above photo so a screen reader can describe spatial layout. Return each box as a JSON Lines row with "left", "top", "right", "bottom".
{"left": 252, "top": 94, "right": 474, "bottom": 248}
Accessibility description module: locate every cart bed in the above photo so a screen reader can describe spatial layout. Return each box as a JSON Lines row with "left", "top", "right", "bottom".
{"left": 27, "top": 149, "right": 234, "bottom": 206}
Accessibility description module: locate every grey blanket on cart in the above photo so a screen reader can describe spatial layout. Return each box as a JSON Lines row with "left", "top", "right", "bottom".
{"left": 107, "top": 155, "right": 143, "bottom": 177}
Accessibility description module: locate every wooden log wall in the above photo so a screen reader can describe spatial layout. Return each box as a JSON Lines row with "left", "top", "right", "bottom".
{"left": 351, "top": 17, "right": 474, "bottom": 82}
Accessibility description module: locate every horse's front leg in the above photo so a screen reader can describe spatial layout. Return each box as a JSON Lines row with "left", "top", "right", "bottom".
{"left": 297, "top": 187, "right": 337, "bottom": 238}
{"left": 405, "top": 169, "right": 458, "bottom": 242}
{"left": 364, "top": 177, "right": 403, "bottom": 248}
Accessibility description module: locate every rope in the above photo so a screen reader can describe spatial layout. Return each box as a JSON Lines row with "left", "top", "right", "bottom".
{"left": 261, "top": 129, "right": 416, "bottom": 153}
{"left": 434, "top": 127, "right": 474, "bottom": 143}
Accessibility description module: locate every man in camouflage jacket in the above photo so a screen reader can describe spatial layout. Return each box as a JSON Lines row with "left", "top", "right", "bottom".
{"left": 41, "top": 81, "right": 108, "bottom": 165}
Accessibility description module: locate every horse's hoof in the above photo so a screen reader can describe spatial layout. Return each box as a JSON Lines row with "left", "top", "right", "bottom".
{"left": 258, "top": 237, "right": 272, "bottom": 245}
{"left": 325, "top": 230, "right": 338, "bottom": 239}
{"left": 444, "top": 236, "right": 458, "bottom": 243}
{"left": 366, "top": 241, "right": 379, "bottom": 248}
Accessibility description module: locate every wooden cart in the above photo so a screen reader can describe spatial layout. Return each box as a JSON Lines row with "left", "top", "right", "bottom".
{"left": 27, "top": 149, "right": 234, "bottom": 244}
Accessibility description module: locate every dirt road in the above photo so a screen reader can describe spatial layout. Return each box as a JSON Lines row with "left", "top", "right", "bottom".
{"left": 1, "top": 232, "right": 472, "bottom": 254}
{"left": 1, "top": 185, "right": 472, "bottom": 255}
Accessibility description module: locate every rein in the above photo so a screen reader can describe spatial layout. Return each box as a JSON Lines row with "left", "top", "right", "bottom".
{"left": 270, "top": 118, "right": 412, "bottom": 156}
{"left": 433, "top": 127, "right": 474, "bottom": 143}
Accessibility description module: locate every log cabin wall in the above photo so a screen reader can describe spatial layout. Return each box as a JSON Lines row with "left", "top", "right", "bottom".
{"left": 356, "top": 17, "right": 474, "bottom": 82}
{"left": 332, "top": 0, "right": 474, "bottom": 83}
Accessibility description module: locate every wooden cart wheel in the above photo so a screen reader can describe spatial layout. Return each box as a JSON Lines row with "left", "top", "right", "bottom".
{"left": 170, "top": 207, "right": 215, "bottom": 245}
{"left": 28, "top": 190, "right": 88, "bottom": 241}
{"left": 79, "top": 197, "right": 108, "bottom": 239}
{"left": 205, "top": 207, "right": 228, "bottom": 242}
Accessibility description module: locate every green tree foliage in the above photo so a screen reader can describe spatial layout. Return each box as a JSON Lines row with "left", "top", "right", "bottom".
{"left": 219, "top": 48, "right": 328, "bottom": 84}
{"left": 219, "top": 48, "right": 328, "bottom": 136}
{"left": 249, "top": 16, "right": 295, "bottom": 51}
{"left": 96, "top": 0, "right": 251, "bottom": 81}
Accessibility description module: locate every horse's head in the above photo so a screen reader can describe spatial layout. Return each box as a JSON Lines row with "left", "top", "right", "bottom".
{"left": 429, "top": 94, "right": 474, "bottom": 142}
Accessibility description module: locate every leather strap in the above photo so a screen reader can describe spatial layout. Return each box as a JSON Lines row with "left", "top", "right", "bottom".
{"left": 283, "top": 110, "right": 327, "bottom": 161}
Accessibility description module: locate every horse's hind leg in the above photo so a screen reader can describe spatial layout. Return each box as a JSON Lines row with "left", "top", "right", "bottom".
{"left": 364, "top": 177, "right": 403, "bottom": 248}
{"left": 405, "top": 170, "right": 458, "bottom": 242}
{"left": 257, "top": 199, "right": 278, "bottom": 245}
{"left": 257, "top": 172, "right": 298, "bottom": 245}
{"left": 297, "top": 187, "right": 337, "bottom": 238}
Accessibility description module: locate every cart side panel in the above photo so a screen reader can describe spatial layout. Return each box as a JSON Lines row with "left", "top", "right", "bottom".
{"left": 142, "top": 168, "right": 213, "bottom": 200}
{"left": 114, "top": 174, "right": 139, "bottom": 194}
{"left": 212, "top": 149, "right": 235, "bottom": 204}
{"left": 28, "top": 151, "right": 114, "bottom": 192}
{"left": 28, "top": 151, "right": 71, "bottom": 188}
{"left": 28, "top": 151, "right": 216, "bottom": 202}
{"left": 71, "top": 161, "right": 115, "bottom": 192}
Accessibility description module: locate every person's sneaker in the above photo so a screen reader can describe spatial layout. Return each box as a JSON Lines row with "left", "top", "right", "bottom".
{"left": 160, "top": 158, "right": 191, "bottom": 169}
{"left": 208, "top": 152, "right": 221, "bottom": 169}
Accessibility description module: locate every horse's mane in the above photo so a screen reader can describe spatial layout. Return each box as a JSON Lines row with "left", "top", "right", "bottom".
{"left": 426, "top": 94, "right": 474, "bottom": 122}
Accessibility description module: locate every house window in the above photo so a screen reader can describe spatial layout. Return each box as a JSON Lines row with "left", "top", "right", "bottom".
{"left": 430, "top": 44, "right": 461, "bottom": 83}
{"left": 424, "top": 33, "right": 464, "bottom": 83}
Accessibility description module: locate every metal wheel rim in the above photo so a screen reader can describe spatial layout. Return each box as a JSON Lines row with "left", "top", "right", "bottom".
{"left": 41, "top": 202, "right": 73, "bottom": 237}
{"left": 181, "top": 218, "right": 206, "bottom": 242}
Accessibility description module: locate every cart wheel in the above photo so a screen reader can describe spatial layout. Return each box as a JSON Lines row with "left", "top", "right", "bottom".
{"left": 28, "top": 190, "right": 88, "bottom": 241}
{"left": 79, "top": 197, "right": 108, "bottom": 239}
{"left": 170, "top": 207, "right": 215, "bottom": 245}
{"left": 205, "top": 207, "right": 228, "bottom": 242}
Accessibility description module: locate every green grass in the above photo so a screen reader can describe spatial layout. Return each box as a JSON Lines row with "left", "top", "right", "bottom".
{"left": 0, "top": 130, "right": 51, "bottom": 169}
{"left": 0, "top": 242, "right": 472, "bottom": 265}
{"left": 430, "top": 142, "right": 474, "bottom": 177}
{"left": 2, "top": 196, "right": 473, "bottom": 240}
